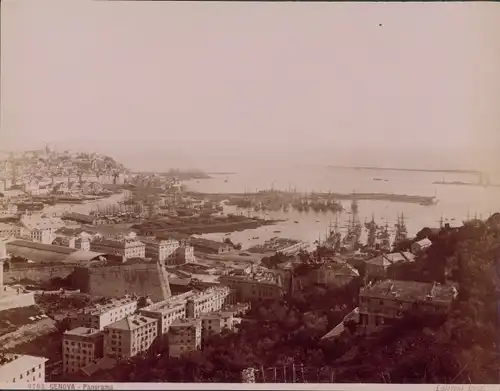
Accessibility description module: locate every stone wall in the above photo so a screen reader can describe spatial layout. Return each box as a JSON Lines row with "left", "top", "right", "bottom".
{"left": 4, "top": 265, "right": 75, "bottom": 284}
{"left": 0, "top": 292, "right": 36, "bottom": 311}
{"left": 72, "top": 262, "right": 172, "bottom": 302}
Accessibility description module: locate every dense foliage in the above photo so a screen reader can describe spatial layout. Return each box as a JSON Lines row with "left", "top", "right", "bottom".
{"left": 88, "top": 218, "right": 499, "bottom": 383}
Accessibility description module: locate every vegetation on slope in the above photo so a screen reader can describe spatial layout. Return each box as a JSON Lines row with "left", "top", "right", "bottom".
{"left": 86, "top": 216, "right": 500, "bottom": 383}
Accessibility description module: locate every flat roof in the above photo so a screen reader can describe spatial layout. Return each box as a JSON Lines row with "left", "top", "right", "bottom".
{"left": 171, "top": 318, "right": 201, "bottom": 328}
{"left": 64, "top": 327, "right": 102, "bottom": 337}
{"left": 78, "top": 297, "right": 137, "bottom": 316}
{"left": 0, "top": 354, "right": 48, "bottom": 378}
{"left": 105, "top": 315, "right": 157, "bottom": 331}
{"left": 140, "top": 298, "right": 187, "bottom": 314}
{"left": 7, "top": 240, "right": 76, "bottom": 254}
{"left": 360, "top": 279, "right": 457, "bottom": 305}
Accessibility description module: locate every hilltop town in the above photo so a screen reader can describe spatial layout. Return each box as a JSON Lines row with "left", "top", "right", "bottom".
{"left": 0, "top": 148, "right": 498, "bottom": 384}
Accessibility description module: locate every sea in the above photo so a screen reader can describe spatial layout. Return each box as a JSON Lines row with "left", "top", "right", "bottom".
{"left": 183, "top": 166, "right": 500, "bottom": 250}
{"left": 38, "top": 166, "right": 500, "bottom": 252}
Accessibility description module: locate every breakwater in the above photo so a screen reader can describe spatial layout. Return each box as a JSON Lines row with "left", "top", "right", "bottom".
{"left": 188, "top": 191, "right": 436, "bottom": 205}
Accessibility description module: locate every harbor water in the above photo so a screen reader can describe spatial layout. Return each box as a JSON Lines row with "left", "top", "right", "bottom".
{"left": 185, "top": 166, "right": 500, "bottom": 250}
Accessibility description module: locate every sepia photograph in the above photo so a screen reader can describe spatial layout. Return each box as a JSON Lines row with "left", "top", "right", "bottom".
{"left": 1, "top": 0, "right": 499, "bottom": 388}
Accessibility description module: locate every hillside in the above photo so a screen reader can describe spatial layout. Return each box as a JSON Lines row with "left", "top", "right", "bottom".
{"left": 79, "top": 215, "right": 500, "bottom": 383}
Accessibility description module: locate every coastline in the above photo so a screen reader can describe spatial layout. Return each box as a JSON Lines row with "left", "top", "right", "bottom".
{"left": 328, "top": 165, "right": 482, "bottom": 175}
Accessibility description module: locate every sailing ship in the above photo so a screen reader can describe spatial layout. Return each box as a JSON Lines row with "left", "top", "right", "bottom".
{"left": 324, "top": 217, "right": 342, "bottom": 251}
{"left": 393, "top": 213, "right": 408, "bottom": 249}
{"left": 365, "top": 214, "right": 378, "bottom": 249}
{"left": 350, "top": 197, "right": 359, "bottom": 214}
{"left": 378, "top": 222, "right": 391, "bottom": 252}
{"left": 342, "top": 215, "right": 362, "bottom": 252}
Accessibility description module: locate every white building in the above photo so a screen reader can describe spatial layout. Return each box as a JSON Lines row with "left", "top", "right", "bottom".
{"left": 70, "top": 296, "right": 138, "bottom": 331}
{"left": 90, "top": 235, "right": 146, "bottom": 260}
{"left": 141, "top": 237, "right": 180, "bottom": 262}
{"left": 186, "top": 286, "right": 231, "bottom": 318}
{"left": 104, "top": 315, "right": 158, "bottom": 359}
{"left": 138, "top": 297, "right": 187, "bottom": 335}
{"left": 20, "top": 216, "right": 64, "bottom": 245}
{"left": 0, "top": 354, "right": 48, "bottom": 383}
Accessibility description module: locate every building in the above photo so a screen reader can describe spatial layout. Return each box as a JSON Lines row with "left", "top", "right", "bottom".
{"left": 358, "top": 279, "right": 458, "bottom": 333}
{"left": 219, "top": 275, "right": 284, "bottom": 302}
{"left": 70, "top": 296, "right": 138, "bottom": 330}
{"left": 140, "top": 237, "right": 179, "bottom": 262}
{"left": 52, "top": 235, "right": 91, "bottom": 251}
{"left": 365, "top": 252, "right": 416, "bottom": 279}
{"left": 19, "top": 216, "right": 65, "bottom": 245}
{"left": 411, "top": 238, "right": 432, "bottom": 254}
{"left": 190, "top": 238, "right": 233, "bottom": 255}
{"left": 62, "top": 327, "right": 104, "bottom": 374}
{"left": 0, "top": 203, "right": 18, "bottom": 218}
{"left": 6, "top": 240, "right": 106, "bottom": 264}
{"left": 310, "top": 259, "right": 360, "bottom": 288}
{"left": 103, "top": 314, "right": 158, "bottom": 359}
{"left": 90, "top": 237, "right": 145, "bottom": 260}
{"left": 0, "top": 223, "right": 21, "bottom": 238}
{"left": 138, "top": 296, "right": 188, "bottom": 335}
{"left": 0, "top": 354, "right": 48, "bottom": 383}
{"left": 168, "top": 318, "right": 202, "bottom": 358}
{"left": 166, "top": 245, "right": 196, "bottom": 266}
{"left": 61, "top": 212, "right": 98, "bottom": 226}
{"left": 200, "top": 311, "right": 234, "bottom": 344}
{"left": 186, "top": 286, "right": 231, "bottom": 318}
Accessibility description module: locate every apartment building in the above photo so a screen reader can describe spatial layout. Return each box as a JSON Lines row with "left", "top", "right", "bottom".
{"left": 138, "top": 297, "right": 187, "bottom": 335}
{"left": 62, "top": 327, "right": 104, "bottom": 374}
{"left": 0, "top": 354, "right": 48, "bottom": 383}
{"left": 104, "top": 315, "right": 158, "bottom": 359}
{"left": 186, "top": 286, "right": 231, "bottom": 318}
{"left": 168, "top": 318, "right": 202, "bottom": 358}
{"left": 70, "top": 296, "right": 138, "bottom": 330}
{"left": 0, "top": 223, "right": 21, "bottom": 238}
{"left": 358, "top": 279, "right": 458, "bottom": 333}
{"left": 140, "top": 237, "right": 179, "bottom": 262}
{"left": 200, "top": 311, "right": 234, "bottom": 344}
{"left": 90, "top": 237, "right": 145, "bottom": 260}
{"left": 219, "top": 275, "right": 284, "bottom": 302}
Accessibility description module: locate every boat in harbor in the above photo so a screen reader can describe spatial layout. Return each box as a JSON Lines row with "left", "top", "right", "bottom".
{"left": 378, "top": 222, "right": 391, "bottom": 252}
{"left": 323, "top": 218, "right": 342, "bottom": 251}
{"left": 393, "top": 213, "right": 408, "bottom": 249}
{"left": 420, "top": 197, "right": 438, "bottom": 206}
{"left": 365, "top": 214, "right": 378, "bottom": 249}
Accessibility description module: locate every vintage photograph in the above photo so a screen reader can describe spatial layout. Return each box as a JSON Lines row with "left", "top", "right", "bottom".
{"left": 1, "top": 0, "right": 499, "bottom": 386}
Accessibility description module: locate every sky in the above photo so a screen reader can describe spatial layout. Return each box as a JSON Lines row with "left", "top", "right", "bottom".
{"left": 1, "top": 1, "right": 500, "bottom": 172}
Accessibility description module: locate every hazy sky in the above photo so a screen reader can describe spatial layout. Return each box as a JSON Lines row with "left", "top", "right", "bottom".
{"left": 1, "top": 1, "right": 500, "bottom": 171}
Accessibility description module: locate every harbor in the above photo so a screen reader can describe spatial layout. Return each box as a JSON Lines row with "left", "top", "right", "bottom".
{"left": 187, "top": 190, "right": 438, "bottom": 208}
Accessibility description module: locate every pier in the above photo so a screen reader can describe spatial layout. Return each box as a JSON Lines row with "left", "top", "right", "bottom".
{"left": 186, "top": 190, "right": 437, "bottom": 206}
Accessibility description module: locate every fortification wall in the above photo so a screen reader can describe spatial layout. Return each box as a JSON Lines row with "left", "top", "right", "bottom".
{"left": 73, "top": 262, "right": 172, "bottom": 302}
{"left": 4, "top": 265, "right": 75, "bottom": 284}
{"left": 0, "top": 292, "right": 36, "bottom": 311}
